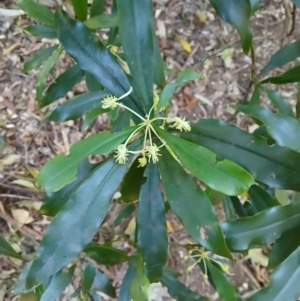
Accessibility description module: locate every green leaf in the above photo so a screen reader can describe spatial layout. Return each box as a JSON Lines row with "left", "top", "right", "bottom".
{"left": 260, "top": 39, "right": 300, "bottom": 75}
{"left": 161, "top": 273, "right": 208, "bottom": 301}
{"left": 89, "top": 291, "right": 102, "bottom": 301}
{"left": 117, "top": 0, "right": 154, "bottom": 112}
{"left": 90, "top": 0, "right": 105, "bottom": 17}
{"left": 0, "top": 234, "right": 23, "bottom": 260}
{"left": 244, "top": 185, "right": 280, "bottom": 216}
{"left": 84, "top": 14, "right": 118, "bottom": 29}
{"left": 16, "top": 0, "right": 55, "bottom": 25}
{"left": 23, "top": 45, "right": 58, "bottom": 73}
{"left": 40, "top": 266, "right": 75, "bottom": 301}
{"left": 248, "top": 246, "right": 300, "bottom": 301}
{"left": 26, "top": 149, "right": 138, "bottom": 288}
{"left": 181, "top": 120, "right": 300, "bottom": 191}
{"left": 249, "top": 0, "right": 259, "bottom": 14}
{"left": 24, "top": 25, "right": 56, "bottom": 39}
{"left": 71, "top": 0, "right": 88, "bottom": 21}
{"left": 38, "top": 127, "right": 137, "bottom": 192}
{"left": 40, "top": 159, "right": 95, "bottom": 217}
{"left": 230, "top": 196, "right": 247, "bottom": 218}
{"left": 49, "top": 92, "right": 109, "bottom": 122}
{"left": 129, "top": 256, "right": 148, "bottom": 301}
{"left": 111, "top": 110, "right": 131, "bottom": 133}
{"left": 199, "top": 261, "right": 240, "bottom": 301}
{"left": 114, "top": 203, "right": 136, "bottom": 227}
{"left": 222, "top": 201, "right": 300, "bottom": 252}
{"left": 40, "top": 64, "right": 84, "bottom": 108}
{"left": 159, "top": 148, "right": 232, "bottom": 258}
{"left": 83, "top": 105, "right": 108, "bottom": 129}
{"left": 223, "top": 196, "right": 236, "bottom": 221}
{"left": 108, "top": 0, "right": 118, "bottom": 45}
{"left": 260, "top": 65, "right": 300, "bottom": 85}
{"left": 156, "top": 127, "right": 254, "bottom": 196}
{"left": 84, "top": 243, "right": 129, "bottom": 265}
{"left": 82, "top": 263, "right": 96, "bottom": 293}
{"left": 137, "top": 163, "right": 168, "bottom": 282}
{"left": 12, "top": 262, "right": 34, "bottom": 295}
{"left": 249, "top": 86, "right": 260, "bottom": 106}
{"left": 262, "top": 86, "right": 294, "bottom": 117}
{"left": 92, "top": 270, "right": 116, "bottom": 298}
{"left": 85, "top": 72, "right": 103, "bottom": 92}
{"left": 119, "top": 261, "right": 136, "bottom": 301}
{"left": 157, "top": 69, "right": 203, "bottom": 110}
{"left": 209, "top": 0, "right": 252, "bottom": 53}
{"left": 36, "top": 45, "right": 63, "bottom": 101}
{"left": 152, "top": 32, "right": 165, "bottom": 88}
{"left": 292, "top": 0, "right": 300, "bottom": 8}
{"left": 119, "top": 158, "right": 146, "bottom": 203}
{"left": 55, "top": 8, "right": 143, "bottom": 115}
{"left": 268, "top": 225, "right": 300, "bottom": 269}
{"left": 234, "top": 105, "right": 300, "bottom": 151}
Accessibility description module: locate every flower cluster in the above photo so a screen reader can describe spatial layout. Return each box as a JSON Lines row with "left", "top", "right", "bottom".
{"left": 101, "top": 87, "right": 192, "bottom": 166}
{"left": 183, "top": 248, "right": 233, "bottom": 279}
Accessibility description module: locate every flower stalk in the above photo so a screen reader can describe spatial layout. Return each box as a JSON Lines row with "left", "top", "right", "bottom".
{"left": 101, "top": 87, "right": 191, "bottom": 166}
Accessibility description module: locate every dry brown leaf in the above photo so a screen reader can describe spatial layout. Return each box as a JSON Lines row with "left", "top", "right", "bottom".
{"left": 195, "top": 10, "right": 206, "bottom": 27}
{"left": 1, "top": 154, "right": 21, "bottom": 165}
{"left": 11, "top": 209, "right": 34, "bottom": 225}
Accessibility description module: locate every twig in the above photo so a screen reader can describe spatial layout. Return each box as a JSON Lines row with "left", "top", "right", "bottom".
{"left": 0, "top": 183, "right": 43, "bottom": 196}
{"left": 227, "top": 45, "right": 256, "bottom": 122}
{"left": 0, "top": 194, "right": 33, "bottom": 200}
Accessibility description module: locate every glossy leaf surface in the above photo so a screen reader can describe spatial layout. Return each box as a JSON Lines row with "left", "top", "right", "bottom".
{"left": 235, "top": 105, "right": 300, "bottom": 151}
{"left": 158, "top": 69, "right": 203, "bottom": 110}
{"left": 92, "top": 270, "right": 116, "bottom": 298}
{"left": 71, "top": 0, "right": 88, "bottom": 21}
{"left": 260, "top": 65, "right": 300, "bottom": 85}
{"left": 159, "top": 148, "right": 232, "bottom": 258}
{"left": 23, "top": 46, "right": 58, "bottom": 73}
{"left": 117, "top": 0, "right": 154, "bottom": 112}
{"left": 182, "top": 120, "right": 300, "bottom": 191}
{"left": 40, "top": 64, "right": 84, "bottom": 108}
{"left": 249, "top": 246, "right": 300, "bottom": 301}
{"left": 119, "top": 261, "right": 136, "bottom": 301}
{"left": 26, "top": 153, "right": 136, "bottom": 287}
{"left": 40, "top": 159, "right": 95, "bottom": 216}
{"left": 91, "top": 0, "right": 105, "bottom": 17}
{"left": 24, "top": 25, "right": 56, "bottom": 39}
{"left": 16, "top": 0, "right": 55, "bottom": 25}
{"left": 55, "top": 8, "right": 143, "bottom": 114}
{"left": 244, "top": 185, "right": 280, "bottom": 216}
{"left": 49, "top": 92, "right": 109, "bottom": 122}
{"left": 40, "top": 266, "right": 75, "bottom": 301}
{"left": 38, "top": 127, "right": 137, "bottom": 192}
{"left": 157, "top": 127, "right": 254, "bottom": 196}
{"left": 137, "top": 163, "right": 168, "bottom": 282}
{"left": 36, "top": 46, "right": 63, "bottom": 101}
{"left": 119, "top": 158, "right": 146, "bottom": 203}
{"left": 129, "top": 256, "right": 148, "bottom": 301}
{"left": 262, "top": 86, "right": 294, "bottom": 117}
{"left": 201, "top": 261, "right": 240, "bottom": 301}
{"left": 161, "top": 273, "right": 208, "bottom": 301}
{"left": 260, "top": 39, "right": 300, "bottom": 75}
{"left": 82, "top": 263, "right": 96, "bottom": 293}
{"left": 222, "top": 202, "right": 300, "bottom": 251}
{"left": 84, "top": 14, "right": 118, "bottom": 29}
{"left": 84, "top": 243, "right": 129, "bottom": 265}
{"left": 268, "top": 225, "right": 300, "bottom": 269}
{"left": 209, "top": 0, "right": 252, "bottom": 53}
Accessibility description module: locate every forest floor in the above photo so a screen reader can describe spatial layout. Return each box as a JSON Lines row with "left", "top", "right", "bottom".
{"left": 0, "top": 0, "right": 299, "bottom": 300}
